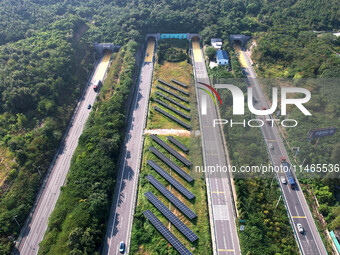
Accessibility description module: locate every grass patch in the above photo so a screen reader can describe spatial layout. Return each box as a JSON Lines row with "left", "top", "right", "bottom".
{"left": 130, "top": 135, "right": 211, "bottom": 255}
{"left": 147, "top": 57, "right": 193, "bottom": 130}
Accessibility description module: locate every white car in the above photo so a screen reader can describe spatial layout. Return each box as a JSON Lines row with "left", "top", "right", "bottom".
{"left": 280, "top": 176, "right": 286, "bottom": 184}
{"left": 297, "top": 223, "right": 304, "bottom": 234}
{"left": 269, "top": 143, "right": 274, "bottom": 150}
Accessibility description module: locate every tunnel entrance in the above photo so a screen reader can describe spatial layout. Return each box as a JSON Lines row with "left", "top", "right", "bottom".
{"left": 229, "top": 35, "right": 250, "bottom": 48}
{"left": 94, "top": 43, "right": 121, "bottom": 56}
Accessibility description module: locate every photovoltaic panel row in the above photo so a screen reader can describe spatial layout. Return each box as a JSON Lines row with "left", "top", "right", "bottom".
{"left": 144, "top": 191, "right": 198, "bottom": 242}
{"left": 157, "top": 79, "right": 190, "bottom": 96}
{"left": 156, "top": 92, "right": 190, "bottom": 111}
{"left": 156, "top": 85, "right": 190, "bottom": 103}
{"left": 155, "top": 99, "right": 190, "bottom": 120}
{"left": 147, "top": 160, "right": 195, "bottom": 199}
{"left": 143, "top": 210, "right": 193, "bottom": 255}
{"left": 167, "top": 136, "right": 189, "bottom": 153}
{"left": 154, "top": 107, "right": 191, "bottom": 130}
{"left": 171, "top": 79, "right": 189, "bottom": 88}
{"left": 146, "top": 175, "right": 197, "bottom": 219}
{"left": 150, "top": 135, "right": 192, "bottom": 166}
{"left": 149, "top": 146, "right": 194, "bottom": 182}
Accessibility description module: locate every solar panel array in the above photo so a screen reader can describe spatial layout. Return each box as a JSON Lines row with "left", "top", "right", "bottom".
{"left": 156, "top": 85, "right": 190, "bottom": 103}
{"left": 147, "top": 160, "right": 195, "bottom": 199}
{"left": 149, "top": 146, "right": 194, "bottom": 182}
{"left": 144, "top": 191, "right": 198, "bottom": 242}
{"left": 155, "top": 99, "right": 190, "bottom": 120}
{"left": 154, "top": 107, "right": 192, "bottom": 130}
{"left": 157, "top": 79, "right": 190, "bottom": 96}
{"left": 143, "top": 210, "right": 193, "bottom": 255}
{"left": 171, "top": 79, "right": 189, "bottom": 88}
{"left": 156, "top": 92, "right": 190, "bottom": 111}
{"left": 146, "top": 175, "right": 197, "bottom": 219}
{"left": 167, "top": 136, "right": 190, "bottom": 153}
{"left": 150, "top": 135, "right": 192, "bottom": 166}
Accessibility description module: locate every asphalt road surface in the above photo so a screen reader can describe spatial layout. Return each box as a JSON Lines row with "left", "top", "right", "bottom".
{"left": 15, "top": 52, "right": 111, "bottom": 255}
{"left": 239, "top": 47, "right": 327, "bottom": 255}
{"left": 192, "top": 38, "right": 241, "bottom": 255}
{"left": 102, "top": 39, "right": 155, "bottom": 255}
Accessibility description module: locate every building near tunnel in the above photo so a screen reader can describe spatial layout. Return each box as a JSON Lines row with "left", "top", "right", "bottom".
{"left": 216, "top": 50, "right": 229, "bottom": 65}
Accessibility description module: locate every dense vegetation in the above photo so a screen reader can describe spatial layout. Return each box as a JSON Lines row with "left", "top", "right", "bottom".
{"left": 0, "top": 16, "right": 94, "bottom": 253}
{"left": 38, "top": 41, "right": 139, "bottom": 254}
{"left": 157, "top": 39, "right": 188, "bottom": 63}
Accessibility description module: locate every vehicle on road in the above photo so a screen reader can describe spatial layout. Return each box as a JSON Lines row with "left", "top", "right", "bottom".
{"left": 119, "top": 242, "right": 125, "bottom": 253}
{"left": 281, "top": 157, "right": 296, "bottom": 189}
{"left": 297, "top": 223, "right": 304, "bottom": 234}
{"left": 280, "top": 176, "right": 287, "bottom": 184}
{"left": 269, "top": 143, "right": 274, "bottom": 150}
{"left": 87, "top": 104, "right": 91, "bottom": 109}
{"left": 93, "top": 80, "right": 102, "bottom": 92}
{"left": 146, "top": 53, "right": 149, "bottom": 57}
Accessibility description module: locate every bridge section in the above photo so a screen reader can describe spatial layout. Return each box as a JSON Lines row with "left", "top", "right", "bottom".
{"left": 146, "top": 33, "right": 201, "bottom": 42}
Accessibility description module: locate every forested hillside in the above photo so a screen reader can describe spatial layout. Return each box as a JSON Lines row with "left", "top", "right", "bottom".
{"left": 0, "top": 0, "right": 339, "bottom": 254}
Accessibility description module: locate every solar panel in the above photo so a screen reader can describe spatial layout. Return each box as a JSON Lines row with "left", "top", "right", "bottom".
{"left": 155, "top": 99, "right": 190, "bottom": 120}
{"left": 147, "top": 160, "right": 195, "bottom": 199}
{"left": 156, "top": 92, "right": 190, "bottom": 111}
{"left": 149, "top": 146, "right": 194, "bottom": 182}
{"left": 154, "top": 107, "right": 192, "bottom": 130}
{"left": 144, "top": 191, "right": 198, "bottom": 242}
{"left": 143, "top": 210, "right": 193, "bottom": 255}
{"left": 167, "top": 136, "right": 189, "bottom": 153}
{"left": 157, "top": 79, "right": 190, "bottom": 96}
{"left": 150, "top": 135, "right": 192, "bottom": 166}
{"left": 156, "top": 85, "right": 190, "bottom": 103}
{"left": 171, "top": 79, "right": 189, "bottom": 88}
{"left": 146, "top": 175, "right": 197, "bottom": 219}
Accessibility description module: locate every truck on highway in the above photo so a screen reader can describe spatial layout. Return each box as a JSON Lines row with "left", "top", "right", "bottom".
{"left": 93, "top": 80, "right": 102, "bottom": 92}
{"left": 281, "top": 157, "right": 296, "bottom": 189}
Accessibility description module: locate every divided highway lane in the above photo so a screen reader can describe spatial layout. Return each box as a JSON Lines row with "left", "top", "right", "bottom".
{"left": 192, "top": 39, "right": 240, "bottom": 255}
{"left": 240, "top": 47, "right": 327, "bottom": 255}
{"left": 102, "top": 38, "right": 155, "bottom": 255}
{"left": 15, "top": 53, "right": 111, "bottom": 255}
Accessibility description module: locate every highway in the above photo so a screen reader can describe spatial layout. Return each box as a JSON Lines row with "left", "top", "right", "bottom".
{"left": 238, "top": 45, "right": 327, "bottom": 255}
{"left": 15, "top": 52, "right": 111, "bottom": 255}
{"left": 102, "top": 37, "right": 155, "bottom": 255}
{"left": 192, "top": 38, "right": 241, "bottom": 255}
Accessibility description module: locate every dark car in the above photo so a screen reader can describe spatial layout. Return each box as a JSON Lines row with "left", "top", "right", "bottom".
{"left": 87, "top": 104, "right": 91, "bottom": 109}
{"left": 119, "top": 242, "right": 125, "bottom": 253}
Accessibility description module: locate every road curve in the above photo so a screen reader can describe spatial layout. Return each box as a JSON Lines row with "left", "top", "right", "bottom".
{"left": 102, "top": 38, "right": 155, "bottom": 255}
{"left": 240, "top": 46, "right": 327, "bottom": 255}
{"left": 14, "top": 53, "right": 111, "bottom": 255}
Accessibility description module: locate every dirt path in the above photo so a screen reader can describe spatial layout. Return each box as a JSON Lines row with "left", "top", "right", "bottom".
{"left": 144, "top": 129, "right": 190, "bottom": 136}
